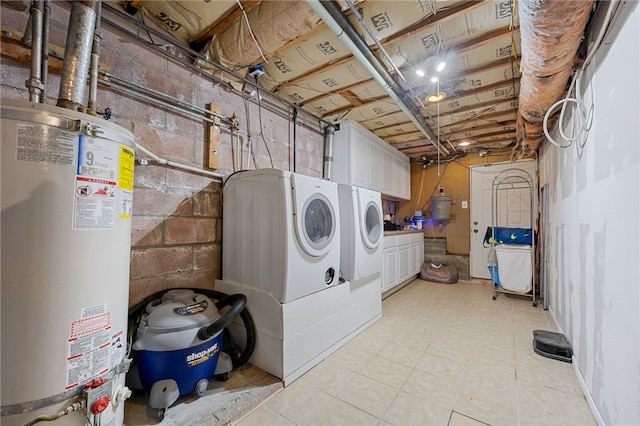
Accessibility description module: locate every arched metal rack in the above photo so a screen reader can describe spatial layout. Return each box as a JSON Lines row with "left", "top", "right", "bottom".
{"left": 490, "top": 168, "right": 537, "bottom": 306}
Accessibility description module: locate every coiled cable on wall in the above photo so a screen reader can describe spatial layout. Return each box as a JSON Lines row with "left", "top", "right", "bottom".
{"left": 542, "top": 70, "right": 593, "bottom": 149}
{"left": 542, "top": 0, "right": 618, "bottom": 150}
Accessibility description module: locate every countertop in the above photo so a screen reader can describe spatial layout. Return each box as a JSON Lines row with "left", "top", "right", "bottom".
{"left": 384, "top": 229, "right": 425, "bottom": 236}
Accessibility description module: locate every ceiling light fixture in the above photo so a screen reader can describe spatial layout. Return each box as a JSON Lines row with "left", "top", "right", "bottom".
{"left": 436, "top": 61, "right": 446, "bottom": 72}
{"left": 416, "top": 69, "right": 425, "bottom": 77}
{"left": 430, "top": 76, "right": 438, "bottom": 83}
{"left": 458, "top": 141, "right": 471, "bottom": 147}
{"left": 427, "top": 93, "right": 445, "bottom": 103}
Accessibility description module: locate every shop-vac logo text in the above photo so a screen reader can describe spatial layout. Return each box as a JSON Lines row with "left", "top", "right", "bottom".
{"left": 186, "top": 343, "right": 219, "bottom": 367}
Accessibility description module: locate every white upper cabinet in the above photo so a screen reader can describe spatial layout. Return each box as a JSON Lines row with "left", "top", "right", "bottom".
{"left": 331, "top": 120, "right": 410, "bottom": 200}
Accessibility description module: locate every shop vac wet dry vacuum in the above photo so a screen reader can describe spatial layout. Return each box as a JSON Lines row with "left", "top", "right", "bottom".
{"left": 129, "top": 289, "right": 255, "bottom": 421}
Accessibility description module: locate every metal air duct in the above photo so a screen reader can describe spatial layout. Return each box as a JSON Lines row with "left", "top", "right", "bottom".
{"left": 515, "top": 0, "right": 594, "bottom": 155}
{"left": 57, "top": 0, "right": 98, "bottom": 110}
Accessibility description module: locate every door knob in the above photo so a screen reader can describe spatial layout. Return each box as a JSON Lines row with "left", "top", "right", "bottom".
{"left": 473, "top": 229, "right": 478, "bottom": 233}
{"left": 473, "top": 221, "right": 478, "bottom": 225}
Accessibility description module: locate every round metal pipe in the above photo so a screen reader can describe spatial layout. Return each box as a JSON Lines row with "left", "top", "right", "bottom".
{"left": 57, "top": 1, "right": 98, "bottom": 110}
{"left": 88, "top": 0, "right": 102, "bottom": 112}
{"left": 26, "top": 1, "right": 44, "bottom": 103}
{"left": 40, "top": 0, "right": 51, "bottom": 102}
{"left": 100, "top": 2, "right": 326, "bottom": 136}
{"left": 322, "top": 124, "right": 335, "bottom": 180}
{"left": 307, "top": 0, "right": 449, "bottom": 156}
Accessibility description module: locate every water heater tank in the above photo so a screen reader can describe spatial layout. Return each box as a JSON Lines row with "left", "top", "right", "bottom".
{"left": 1, "top": 99, "right": 135, "bottom": 425}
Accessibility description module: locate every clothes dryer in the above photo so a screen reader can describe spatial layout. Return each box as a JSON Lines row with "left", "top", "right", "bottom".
{"left": 337, "top": 184, "right": 383, "bottom": 282}
{"left": 223, "top": 169, "right": 341, "bottom": 303}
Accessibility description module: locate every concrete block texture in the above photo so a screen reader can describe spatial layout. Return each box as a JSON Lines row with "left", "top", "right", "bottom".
{"left": 0, "top": 1, "right": 325, "bottom": 308}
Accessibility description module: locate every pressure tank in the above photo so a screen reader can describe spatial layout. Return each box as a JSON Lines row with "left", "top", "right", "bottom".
{"left": 1, "top": 99, "right": 135, "bottom": 425}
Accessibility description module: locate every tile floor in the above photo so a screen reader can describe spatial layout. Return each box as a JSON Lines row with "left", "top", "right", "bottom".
{"left": 235, "top": 279, "right": 595, "bottom": 426}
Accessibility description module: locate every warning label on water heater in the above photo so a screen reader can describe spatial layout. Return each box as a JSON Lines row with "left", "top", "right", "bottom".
{"left": 66, "top": 305, "right": 112, "bottom": 390}
{"left": 73, "top": 135, "right": 119, "bottom": 230}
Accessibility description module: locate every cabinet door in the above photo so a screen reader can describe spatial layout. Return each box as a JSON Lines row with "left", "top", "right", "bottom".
{"left": 411, "top": 241, "right": 424, "bottom": 275}
{"left": 351, "top": 128, "right": 368, "bottom": 188}
{"left": 383, "top": 247, "right": 397, "bottom": 291}
{"left": 401, "top": 159, "right": 411, "bottom": 200}
{"left": 381, "top": 149, "right": 394, "bottom": 195}
{"left": 367, "top": 140, "right": 381, "bottom": 191}
{"left": 397, "top": 244, "right": 411, "bottom": 283}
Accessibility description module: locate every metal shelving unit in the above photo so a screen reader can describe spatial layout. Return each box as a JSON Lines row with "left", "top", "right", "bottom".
{"left": 490, "top": 168, "right": 537, "bottom": 306}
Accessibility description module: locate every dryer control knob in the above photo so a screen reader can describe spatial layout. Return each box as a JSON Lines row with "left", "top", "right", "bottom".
{"left": 325, "top": 268, "right": 335, "bottom": 284}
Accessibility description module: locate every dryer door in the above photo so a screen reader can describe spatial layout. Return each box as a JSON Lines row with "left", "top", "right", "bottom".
{"left": 359, "top": 197, "right": 382, "bottom": 249}
{"left": 296, "top": 193, "right": 336, "bottom": 257}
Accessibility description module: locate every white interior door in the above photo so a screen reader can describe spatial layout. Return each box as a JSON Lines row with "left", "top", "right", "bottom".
{"left": 470, "top": 161, "right": 537, "bottom": 278}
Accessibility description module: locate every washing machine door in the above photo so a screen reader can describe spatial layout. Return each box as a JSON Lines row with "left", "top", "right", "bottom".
{"left": 294, "top": 192, "right": 336, "bottom": 257}
{"left": 359, "top": 194, "right": 382, "bottom": 249}
{"left": 291, "top": 174, "right": 338, "bottom": 257}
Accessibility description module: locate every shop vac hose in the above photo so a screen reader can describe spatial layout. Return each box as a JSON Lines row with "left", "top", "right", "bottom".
{"left": 197, "top": 293, "right": 246, "bottom": 340}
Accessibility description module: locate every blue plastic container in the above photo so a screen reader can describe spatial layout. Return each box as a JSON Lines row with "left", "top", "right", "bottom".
{"left": 488, "top": 265, "right": 501, "bottom": 286}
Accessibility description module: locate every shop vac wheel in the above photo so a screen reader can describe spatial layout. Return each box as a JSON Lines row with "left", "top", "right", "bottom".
{"left": 214, "top": 372, "right": 230, "bottom": 381}
{"left": 158, "top": 408, "right": 167, "bottom": 422}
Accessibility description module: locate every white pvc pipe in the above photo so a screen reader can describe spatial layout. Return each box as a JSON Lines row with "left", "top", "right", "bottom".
{"left": 135, "top": 143, "right": 224, "bottom": 181}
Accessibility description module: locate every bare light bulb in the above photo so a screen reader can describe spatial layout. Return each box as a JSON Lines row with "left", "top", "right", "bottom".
{"left": 416, "top": 69, "right": 425, "bottom": 77}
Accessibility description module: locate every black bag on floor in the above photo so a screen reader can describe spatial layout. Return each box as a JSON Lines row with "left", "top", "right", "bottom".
{"left": 420, "top": 261, "right": 458, "bottom": 284}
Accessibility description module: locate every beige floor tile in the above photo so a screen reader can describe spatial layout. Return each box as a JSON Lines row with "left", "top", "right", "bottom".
{"left": 517, "top": 383, "right": 596, "bottom": 425}
{"left": 224, "top": 280, "right": 594, "bottom": 426}
{"left": 359, "top": 355, "right": 414, "bottom": 389}
{"left": 235, "top": 405, "right": 296, "bottom": 426}
{"left": 383, "top": 391, "right": 452, "bottom": 426}
{"left": 378, "top": 341, "right": 424, "bottom": 368}
{"left": 414, "top": 352, "right": 467, "bottom": 381}
{"left": 448, "top": 411, "right": 491, "bottom": 426}
{"left": 454, "top": 390, "right": 518, "bottom": 426}
{"left": 343, "top": 331, "right": 386, "bottom": 356}
{"left": 402, "top": 369, "right": 461, "bottom": 409}
{"left": 306, "top": 397, "right": 381, "bottom": 426}
{"left": 332, "top": 344, "right": 377, "bottom": 373}
{"left": 299, "top": 357, "right": 358, "bottom": 396}
{"left": 265, "top": 380, "right": 334, "bottom": 425}
{"left": 335, "top": 372, "right": 399, "bottom": 418}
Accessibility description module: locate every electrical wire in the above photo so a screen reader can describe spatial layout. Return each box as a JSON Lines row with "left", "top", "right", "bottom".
{"left": 256, "top": 84, "right": 275, "bottom": 168}
{"left": 542, "top": 0, "right": 617, "bottom": 151}
{"left": 235, "top": 0, "right": 268, "bottom": 64}
{"left": 414, "top": 167, "right": 426, "bottom": 214}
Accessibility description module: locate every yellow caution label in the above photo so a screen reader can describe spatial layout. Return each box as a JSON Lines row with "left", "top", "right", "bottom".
{"left": 119, "top": 146, "right": 135, "bottom": 191}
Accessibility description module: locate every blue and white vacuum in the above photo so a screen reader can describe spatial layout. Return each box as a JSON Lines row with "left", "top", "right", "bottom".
{"left": 131, "top": 289, "right": 252, "bottom": 421}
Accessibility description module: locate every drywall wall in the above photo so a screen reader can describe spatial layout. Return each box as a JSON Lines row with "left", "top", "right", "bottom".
{"left": 0, "top": 2, "right": 325, "bottom": 307}
{"left": 538, "top": 4, "right": 639, "bottom": 424}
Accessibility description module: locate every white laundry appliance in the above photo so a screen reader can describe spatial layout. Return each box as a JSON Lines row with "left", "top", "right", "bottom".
{"left": 222, "top": 169, "right": 341, "bottom": 303}
{"left": 218, "top": 170, "right": 382, "bottom": 385}
{"left": 337, "top": 184, "right": 383, "bottom": 283}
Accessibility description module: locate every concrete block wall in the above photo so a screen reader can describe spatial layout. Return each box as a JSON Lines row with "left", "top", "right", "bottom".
{"left": 0, "top": 1, "right": 325, "bottom": 307}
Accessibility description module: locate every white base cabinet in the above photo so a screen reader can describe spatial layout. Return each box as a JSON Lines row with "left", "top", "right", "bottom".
{"left": 382, "top": 232, "right": 424, "bottom": 294}
{"left": 331, "top": 120, "right": 410, "bottom": 200}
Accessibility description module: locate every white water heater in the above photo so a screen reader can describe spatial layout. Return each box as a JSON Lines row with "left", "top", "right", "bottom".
{"left": 1, "top": 99, "right": 135, "bottom": 425}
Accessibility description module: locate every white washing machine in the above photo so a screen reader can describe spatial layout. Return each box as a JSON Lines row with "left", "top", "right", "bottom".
{"left": 337, "top": 184, "right": 383, "bottom": 282}
{"left": 223, "top": 169, "right": 341, "bottom": 303}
